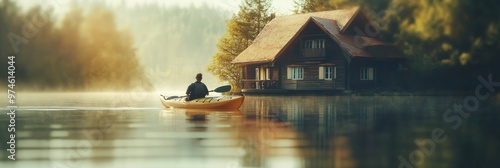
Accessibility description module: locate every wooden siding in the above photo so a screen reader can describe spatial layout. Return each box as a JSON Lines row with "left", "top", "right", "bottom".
{"left": 349, "top": 61, "right": 376, "bottom": 90}
{"left": 272, "top": 67, "right": 280, "bottom": 80}
{"left": 282, "top": 80, "right": 336, "bottom": 90}
{"left": 349, "top": 57, "right": 402, "bottom": 90}
{"left": 239, "top": 15, "right": 405, "bottom": 92}
{"left": 244, "top": 65, "right": 258, "bottom": 80}
{"left": 280, "top": 64, "right": 338, "bottom": 90}
{"left": 330, "top": 42, "right": 347, "bottom": 90}
{"left": 275, "top": 21, "right": 349, "bottom": 91}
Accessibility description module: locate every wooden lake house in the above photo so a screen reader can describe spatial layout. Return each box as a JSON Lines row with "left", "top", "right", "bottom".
{"left": 232, "top": 7, "right": 406, "bottom": 94}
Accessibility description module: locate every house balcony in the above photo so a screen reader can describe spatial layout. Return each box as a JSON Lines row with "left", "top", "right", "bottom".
{"left": 242, "top": 79, "right": 280, "bottom": 89}
{"left": 301, "top": 48, "right": 325, "bottom": 57}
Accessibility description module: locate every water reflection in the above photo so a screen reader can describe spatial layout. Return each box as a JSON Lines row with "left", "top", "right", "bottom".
{"left": 242, "top": 96, "right": 357, "bottom": 168}
{"left": 158, "top": 108, "right": 301, "bottom": 168}
{"left": 0, "top": 94, "right": 499, "bottom": 167}
{"left": 240, "top": 96, "right": 500, "bottom": 168}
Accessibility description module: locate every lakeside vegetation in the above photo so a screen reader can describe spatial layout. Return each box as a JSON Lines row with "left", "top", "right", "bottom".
{"left": 207, "top": 0, "right": 275, "bottom": 92}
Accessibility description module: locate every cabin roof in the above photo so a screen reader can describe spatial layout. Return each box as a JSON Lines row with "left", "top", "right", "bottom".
{"left": 232, "top": 7, "right": 398, "bottom": 64}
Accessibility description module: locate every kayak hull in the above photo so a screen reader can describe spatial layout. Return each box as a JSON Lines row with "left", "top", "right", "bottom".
{"left": 160, "top": 95, "right": 245, "bottom": 110}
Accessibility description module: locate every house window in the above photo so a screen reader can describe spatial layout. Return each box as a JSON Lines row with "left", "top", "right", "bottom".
{"left": 287, "top": 67, "right": 304, "bottom": 80}
{"left": 315, "top": 39, "right": 324, "bottom": 48}
{"left": 360, "top": 67, "right": 374, "bottom": 80}
{"left": 302, "top": 39, "right": 325, "bottom": 57}
{"left": 255, "top": 68, "right": 260, "bottom": 80}
{"left": 325, "top": 66, "right": 333, "bottom": 80}
{"left": 265, "top": 68, "right": 271, "bottom": 80}
{"left": 304, "top": 40, "right": 313, "bottom": 49}
{"left": 304, "top": 39, "right": 325, "bottom": 49}
{"left": 319, "top": 66, "right": 336, "bottom": 80}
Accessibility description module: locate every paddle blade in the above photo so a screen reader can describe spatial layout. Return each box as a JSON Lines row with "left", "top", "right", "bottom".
{"left": 213, "top": 85, "right": 232, "bottom": 93}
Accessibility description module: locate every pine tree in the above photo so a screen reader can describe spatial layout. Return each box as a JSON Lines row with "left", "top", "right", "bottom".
{"left": 294, "top": 0, "right": 350, "bottom": 13}
{"left": 207, "top": 0, "right": 274, "bottom": 91}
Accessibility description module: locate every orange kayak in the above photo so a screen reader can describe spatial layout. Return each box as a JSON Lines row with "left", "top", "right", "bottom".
{"left": 159, "top": 95, "right": 244, "bottom": 110}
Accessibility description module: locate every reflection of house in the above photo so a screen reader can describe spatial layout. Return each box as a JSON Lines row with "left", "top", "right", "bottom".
{"left": 232, "top": 7, "right": 406, "bottom": 94}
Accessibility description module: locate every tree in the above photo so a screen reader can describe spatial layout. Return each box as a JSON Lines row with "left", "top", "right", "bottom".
{"left": 294, "top": 0, "right": 336, "bottom": 13}
{"left": 0, "top": 1, "right": 152, "bottom": 91}
{"left": 386, "top": 0, "right": 500, "bottom": 68}
{"left": 294, "top": 0, "right": 391, "bottom": 14}
{"left": 236, "top": 0, "right": 275, "bottom": 43}
{"left": 207, "top": 0, "right": 274, "bottom": 91}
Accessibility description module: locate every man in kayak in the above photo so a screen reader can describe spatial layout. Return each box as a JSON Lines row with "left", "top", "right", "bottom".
{"left": 186, "top": 73, "right": 209, "bottom": 101}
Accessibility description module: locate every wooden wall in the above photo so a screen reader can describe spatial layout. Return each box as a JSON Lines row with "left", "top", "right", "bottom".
{"left": 241, "top": 20, "right": 405, "bottom": 91}
{"left": 329, "top": 43, "right": 347, "bottom": 90}
{"left": 275, "top": 20, "right": 349, "bottom": 91}
{"left": 280, "top": 64, "right": 344, "bottom": 90}
{"left": 349, "top": 57, "right": 403, "bottom": 90}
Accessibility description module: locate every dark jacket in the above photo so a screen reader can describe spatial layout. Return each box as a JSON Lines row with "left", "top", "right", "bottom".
{"left": 186, "top": 82, "right": 208, "bottom": 101}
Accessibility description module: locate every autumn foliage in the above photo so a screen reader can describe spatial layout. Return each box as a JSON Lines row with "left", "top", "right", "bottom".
{"left": 207, "top": 0, "right": 275, "bottom": 92}
{"left": 0, "top": 1, "right": 151, "bottom": 91}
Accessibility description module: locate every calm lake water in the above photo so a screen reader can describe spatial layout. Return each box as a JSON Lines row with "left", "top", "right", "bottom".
{"left": 1, "top": 93, "right": 499, "bottom": 168}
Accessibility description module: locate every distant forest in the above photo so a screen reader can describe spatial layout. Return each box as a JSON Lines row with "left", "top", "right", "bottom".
{"left": 0, "top": 0, "right": 228, "bottom": 91}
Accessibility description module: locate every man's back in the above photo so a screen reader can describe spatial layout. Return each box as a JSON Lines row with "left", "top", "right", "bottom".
{"left": 187, "top": 82, "right": 208, "bottom": 101}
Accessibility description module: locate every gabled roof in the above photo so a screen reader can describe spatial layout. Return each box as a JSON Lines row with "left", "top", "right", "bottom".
{"left": 232, "top": 7, "right": 396, "bottom": 64}
{"left": 310, "top": 17, "right": 388, "bottom": 57}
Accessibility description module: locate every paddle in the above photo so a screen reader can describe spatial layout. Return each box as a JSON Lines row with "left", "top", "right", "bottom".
{"left": 210, "top": 85, "right": 232, "bottom": 93}
{"left": 162, "top": 85, "right": 232, "bottom": 100}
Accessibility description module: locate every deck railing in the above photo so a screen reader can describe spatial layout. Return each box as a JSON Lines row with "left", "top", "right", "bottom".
{"left": 242, "top": 80, "right": 280, "bottom": 89}
{"left": 301, "top": 48, "right": 325, "bottom": 57}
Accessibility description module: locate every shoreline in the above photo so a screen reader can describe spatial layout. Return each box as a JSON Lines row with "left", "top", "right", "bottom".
{"left": 228, "top": 89, "right": 500, "bottom": 97}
